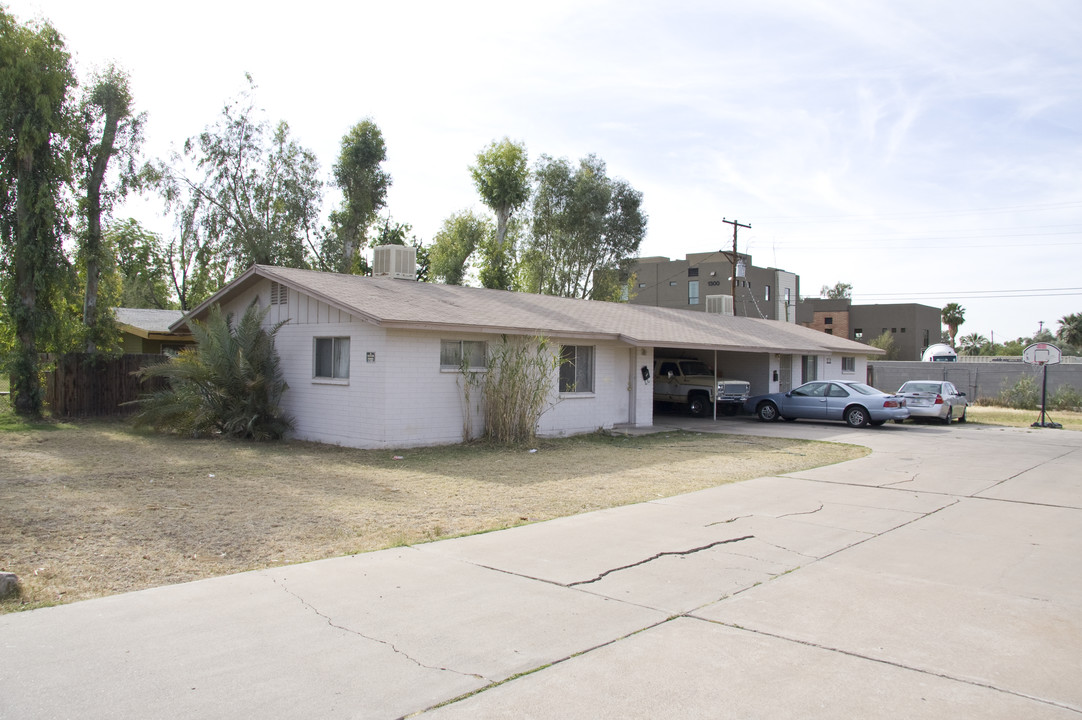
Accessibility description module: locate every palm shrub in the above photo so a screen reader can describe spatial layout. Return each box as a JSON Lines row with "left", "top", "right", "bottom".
{"left": 131, "top": 301, "right": 293, "bottom": 440}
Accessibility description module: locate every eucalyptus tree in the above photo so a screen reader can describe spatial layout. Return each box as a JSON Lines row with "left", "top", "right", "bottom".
{"left": 522, "top": 153, "right": 646, "bottom": 300}
{"left": 157, "top": 77, "right": 322, "bottom": 286}
{"left": 941, "top": 303, "right": 966, "bottom": 347}
{"left": 0, "top": 10, "right": 77, "bottom": 416}
{"left": 76, "top": 64, "right": 146, "bottom": 351}
{"left": 108, "top": 219, "right": 174, "bottom": 309}
{"left": 325, "top": 119, "right": 390, "bottom": 273}
{"left": 428, "top": 210, "right": 491, "bottom": 285}
{"left": 820, "top": 282, "right": 852, "bottom": 300}
{"left": 470, "top": 138, "right": 529, "bottom": 251}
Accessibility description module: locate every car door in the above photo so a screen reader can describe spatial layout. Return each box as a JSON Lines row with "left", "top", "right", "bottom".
{"left": 823, "top": 382, "right": 853, "bottom": 421}
{"left": 943, "top": 382, "right": 966, "bottom": 412}
{"left": 782, "top": 381, "right": 829, "bottom": 419}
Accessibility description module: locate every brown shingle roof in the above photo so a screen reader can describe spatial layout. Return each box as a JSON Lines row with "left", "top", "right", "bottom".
{"left": 177, "top": 265, "right": 882, "bottom": 356}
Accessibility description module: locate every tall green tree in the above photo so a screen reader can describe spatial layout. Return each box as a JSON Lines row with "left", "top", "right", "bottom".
{"left": 157, "top": 76, "right": 322, "bottom": 284}
{"left": 108, "top": 218, "right": 175, "bottom": 309}
{"left": 0, "top": 10, "right": 77, "bottom": 417}
{"left": 521, "top": 153, "right": 646, "bottom": 300}
{"left": 325, "top": 119, "right": 390, "bottom": 273}
{"left": 1057, "top": 312, "right": 1082, "bottom": 348}
{"left": 820, "top": 282, "right": 852, "bottom": 300}
{"left": 470, "top": 138, "right": 529, "bottom": 252}
{"left": 429, "top": 210, "right": 490, "bottom": 286}
{"left": 941, "top": 303, "right": 966, "bottom": 347}
{"left": 76, "top": 64, "right": 146, "bottom": 351}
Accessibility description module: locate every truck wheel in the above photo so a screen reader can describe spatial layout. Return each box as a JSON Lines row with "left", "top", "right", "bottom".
{"left": 687, "top": 394, "right": 708, "bottom": 417}
{"left": 756, "top": 401, "right": 779, "bottom": 422}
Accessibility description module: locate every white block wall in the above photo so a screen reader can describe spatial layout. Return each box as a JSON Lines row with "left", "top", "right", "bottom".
{"left": 224, "top": 281, "right": 647, "bottom": 449}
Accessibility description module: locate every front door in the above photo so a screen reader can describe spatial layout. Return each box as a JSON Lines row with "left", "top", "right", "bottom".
{"left": 779, "top": 355, "right": 792, "bottom": 393}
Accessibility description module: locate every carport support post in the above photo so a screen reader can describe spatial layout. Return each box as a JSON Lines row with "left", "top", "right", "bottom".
{"left": 713, "top": 350, "right": 718, "bottom": 421}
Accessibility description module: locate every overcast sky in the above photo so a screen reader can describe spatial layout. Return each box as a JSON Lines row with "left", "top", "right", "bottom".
{"left": 7, "top": 0, "right": 1082, "bottom": 341}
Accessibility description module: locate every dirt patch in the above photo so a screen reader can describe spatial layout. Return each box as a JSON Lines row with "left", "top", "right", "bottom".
{"left": 1, "top": 420, "right": 866, "bottom": 611}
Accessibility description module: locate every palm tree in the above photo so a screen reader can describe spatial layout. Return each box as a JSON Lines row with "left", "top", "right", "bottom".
{"left": 1057, "top": 313, "right": 1082, "bottom": 349}
{"left": 941, "top": 303, "right": 966, "bottom": 347}
{"left": 957, "top": 332, "right": 988, "bottom": 356}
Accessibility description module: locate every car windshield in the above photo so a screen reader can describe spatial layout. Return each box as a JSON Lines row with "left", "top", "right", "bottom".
{"left": 844, "top": 383, "right": 880, "bottom": 396}
{"left": 900, "top": 382, "right": 941, "bottom": 394}
{"left": 680, "top": 361, "right": 712, "bottom": 376}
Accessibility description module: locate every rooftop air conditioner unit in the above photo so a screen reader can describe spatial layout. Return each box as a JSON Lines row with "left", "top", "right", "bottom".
{"left": 372, "top": 244, "right": 417, "bottom": 280}
{"left": 706, "top": 294, "right": 734, "bottom": 316}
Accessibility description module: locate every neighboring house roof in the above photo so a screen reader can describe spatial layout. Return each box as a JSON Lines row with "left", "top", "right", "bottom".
{"left": 115, "top": 308, "right": 193, "bottom": 341}
{"left": 175, "top": 265, "right": 883, "bottom": 356}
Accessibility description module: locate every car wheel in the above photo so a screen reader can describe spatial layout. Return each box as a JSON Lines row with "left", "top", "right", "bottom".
{"left": 941, "top": 407, "right": 953, "bottom": 425}
{"left": 687, "top": 394, "right": 708, "bottom": 417}
{"left": 845, "top": 405, "right": 868, "bottom": 428}
{"left": 756, "top": 401, "right": 780, "bottom": 422}
{"left": 958, "top": 407, "right": 967, "bottom": 423}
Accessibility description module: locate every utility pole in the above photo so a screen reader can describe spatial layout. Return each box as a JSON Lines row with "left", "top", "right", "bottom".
{"left": 722, "top": 218, "right": 751, "bottom": 304}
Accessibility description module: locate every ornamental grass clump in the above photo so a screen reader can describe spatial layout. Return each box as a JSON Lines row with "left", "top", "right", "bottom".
{"left": 472, "top": 335, "right": 561, "bottom": 444}
{"left": 131, "top": 301, "right": 293, "bottom": 440}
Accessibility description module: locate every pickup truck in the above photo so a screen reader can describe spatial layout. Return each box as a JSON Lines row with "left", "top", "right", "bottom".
{"left": 653, "top": 357, "right": 752, "bottom": 416}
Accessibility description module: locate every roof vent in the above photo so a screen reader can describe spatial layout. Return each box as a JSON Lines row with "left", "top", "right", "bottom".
{"left": 706, "top": 295, "right": 734, "bottom": 316}
{"left": 372, "top": 245, "right": 417, "bottom": 280}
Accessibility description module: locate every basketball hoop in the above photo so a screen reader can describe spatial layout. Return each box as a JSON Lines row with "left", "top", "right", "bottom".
{"left": 1023, "top": 343, "right": 1063, "bottom": 428}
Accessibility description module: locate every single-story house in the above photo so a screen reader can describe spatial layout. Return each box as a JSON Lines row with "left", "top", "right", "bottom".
{"left": 115, "top": 308, "right": 195, "bottom": 355}
{"left": 174, "top": 255, "right": 883, "bottom": 449}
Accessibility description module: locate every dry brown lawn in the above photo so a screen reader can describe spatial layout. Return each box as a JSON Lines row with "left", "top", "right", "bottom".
{"left": 1, "top": 417, "right": 866, "bottom": 613}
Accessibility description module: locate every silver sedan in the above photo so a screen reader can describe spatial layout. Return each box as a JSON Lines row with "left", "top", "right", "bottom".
{"left": 744, "top": 380, "right": 910, "bottom": 428}
{"left": 895, "top": 381, "right": 968, "bottom": 424}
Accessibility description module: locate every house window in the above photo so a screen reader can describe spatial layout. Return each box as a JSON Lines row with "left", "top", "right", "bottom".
{"left": 688, "top": 267, "right": 699, "bottom": 277}
{"left": 825, "top": 328, "right": 834, "bottom": 335}
{"left": 688, "top": 280, "right": 700, "bottom": 305}
{"left": 559, "top": 345, "right": 594, "bottom": 393}
{"left": 842, "top": 356, "right": 856, "bottom": 373}
{"left": 900, "top": 327, "right": 906, "bottom": 333}
{"left": 784, "top": 288, "right": 791, "bottom": 304}
{"left": 854, "top": 328, "right": 863, "bottom": 339}
{"left": 270, "top": 282, "right": 288, "bottom": 305}
{"left": 314, "top": 337, "right": 350, "bottom": 379}
{"left": 764, "top": 285, "right": 771, "bottom": 302}
{"left": 824, "top": 317, "right": 833, "bottom": 325}
{"left": 638, "top": 283, "right": 646, "bottom": 288}
{"left": 440, "top": 340, "right": 486, "bottom": 370}
{"left": 669, "top": 281, "right": 677, "bottom": 286}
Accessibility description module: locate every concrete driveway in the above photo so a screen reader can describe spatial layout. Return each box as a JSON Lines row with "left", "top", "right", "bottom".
{"left": 2, "top": 420, "right": 1080, "bottom": 719}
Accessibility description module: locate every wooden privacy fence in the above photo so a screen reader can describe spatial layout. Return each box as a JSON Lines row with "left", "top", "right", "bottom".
{"left": 45, "top": 353, "right": 170, "bottom": 418}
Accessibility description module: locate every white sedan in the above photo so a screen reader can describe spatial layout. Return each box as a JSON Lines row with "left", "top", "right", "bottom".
{"left": 895, "top": 381, "right": 968, "bottom": 424}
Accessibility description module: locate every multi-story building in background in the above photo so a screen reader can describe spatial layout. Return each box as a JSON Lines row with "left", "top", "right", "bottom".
{"left": 628, "top": 252, "right": 800, "bottom": 323}
{"left": 797, "top": 299, "right": 942, "bottom": 361}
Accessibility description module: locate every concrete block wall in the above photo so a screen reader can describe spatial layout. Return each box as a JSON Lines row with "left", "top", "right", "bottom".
{"left": 867, "top": 361, "right": 1082, "bottom": 401}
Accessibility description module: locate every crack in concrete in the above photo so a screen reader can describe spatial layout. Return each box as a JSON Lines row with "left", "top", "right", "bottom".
{"left": 705, "top": 619, "right": 1082, "bottom": 715}
{"left": 776, "top": 503, "right": 825, "bottom": 519}
{"left": 567, "top": 536, "right": 754, "bottom": 587}
{"left": 272, "top": 577, "right": 492, "bottom": 684}
{"left": 705, "top": 514, "right": 752, "bottom": 527}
